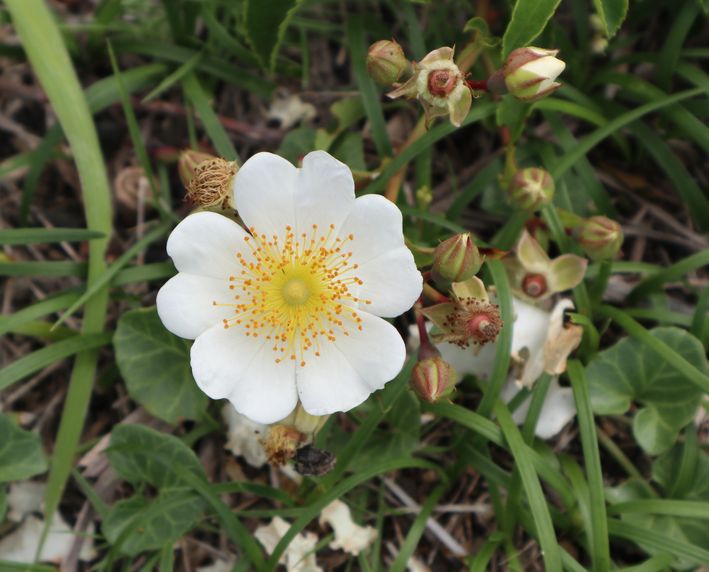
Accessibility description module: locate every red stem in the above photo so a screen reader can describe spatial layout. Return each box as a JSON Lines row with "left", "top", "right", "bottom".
{"left": 465, "top": 79, "right": 488, "bottom": 91}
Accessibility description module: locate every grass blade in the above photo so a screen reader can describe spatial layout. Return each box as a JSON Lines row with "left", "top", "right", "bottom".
{"left": 0, "top": 228, "right": 105, "bottom": 245}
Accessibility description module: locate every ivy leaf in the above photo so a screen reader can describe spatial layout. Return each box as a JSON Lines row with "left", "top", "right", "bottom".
{"left": 107, "top": 425, "right": 206, "bottom": 489}
{"left": 0, "top": 414, "right": 47, "bottom": 482}
{"left": 592, "top": 0, "right": 629, "bottom": 38}
{"left": 244, "top": 0, "right": 303, "bottom": 71}
{"left": 586, "top": 327, "right": 707, "bottom": 455}
{"left": 502, "top": 0, "right": 563, "bottom": 58}
{"left": 103, "top": 492, "right": 205, "bottom": 556}
{"left": 114, "top": 307, "right": 207, "bottom": 425}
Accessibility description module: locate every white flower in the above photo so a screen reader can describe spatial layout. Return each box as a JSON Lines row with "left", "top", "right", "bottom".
{"left": 319, "top": 499, "right": 378, "bottom": 556}
{"left": 254, "top": 517, "right": 322, "bottom": 572}
{"left": 157, "top": 151, "right": 422, "bottom": 424}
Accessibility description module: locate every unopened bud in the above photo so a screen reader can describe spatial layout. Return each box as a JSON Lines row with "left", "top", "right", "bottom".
{"left": 185, "top": 157, "right": 238, "bottom": 210}
{"left": 432, "top": 233, "right": 483, "bottom": 286}
{"left": 178, "top": 149, "right": 216, "bottom": 188}
{"left": 504, "top": 47, "right": 565, "bottom": 102}
{"left": 411, "top": 356, "right": 457, "bottom": 403}
{"left": 579, "top": 216, "right": 623, "bottom": 261}
{"left": 367, "top": 40, "right": 409, "bottom": 86}
{"left": 508, "top": 167, "right": 555, "bottom": 211}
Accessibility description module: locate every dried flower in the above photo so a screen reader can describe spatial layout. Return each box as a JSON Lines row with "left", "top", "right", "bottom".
{"left": 185, "top": 156, "right": 238, "bottom": 210}
{"left": 421, "top": 277, "right": 502, "bottom": 347}
{"left": 504, "top": 47, "right": 565, "bottom": 102}
{"left": 387, "top": 47, "right": 472, "bottom": 127}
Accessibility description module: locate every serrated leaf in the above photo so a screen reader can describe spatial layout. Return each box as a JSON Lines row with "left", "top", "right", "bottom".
{"left": 0, "top": 414, "right": 47, "bottom": 482}
{"left": 114, "top": 307, "right": 207, "bottom": 424}
{"left": 502, "top": 0, "right": 563, "bottom": 58}
{"left": 107, "top": 425, "right": 206, "bottom": 489}
{"left": 103, "top": 492, "right": 205, "bottom": 556}
{"left": 244, "top": 0, "right": 302, "bottom": 71}
{"left": 586, "top": 327, "right": 707, "bottom": 455}
{"left": 593, "top": 0, "right": 629, "bottom": 38}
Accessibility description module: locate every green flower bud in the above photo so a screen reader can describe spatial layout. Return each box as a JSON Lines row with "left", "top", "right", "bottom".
{"left": 411, "top": 355, "right": 457, "bottom": 403}
{"left": 432, "top": 233, "right": 483, "bottom": 286}
{"left": 504, "top": 47, "right": 565, "bottom": 102}
{"left": 508, "top": 167, "right": 555, "bottom": 211}
{"left": 367, "top": 40, "right": 409, "bottom": 86}
{"left": 579, "top": 216, "right": 623, "bottom": 261}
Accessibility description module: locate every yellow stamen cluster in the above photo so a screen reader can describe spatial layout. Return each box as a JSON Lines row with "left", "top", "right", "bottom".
{"left": 214, "top": 223, "right": 371, "bottom": 366}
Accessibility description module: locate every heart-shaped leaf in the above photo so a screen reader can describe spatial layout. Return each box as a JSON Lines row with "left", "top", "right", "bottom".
{"left": 103, "top": 492, "right": 205, "bottom": 556}
{"left": 114, "top": 307, "right": 207, "bottom": 425}
{"left": 107, "top": 425, "right": 206, "bottom": 489}
{"left": 586, "top": 327, "right": 707, "bottom": 455}
{"left": 0, "top": 414, "right": 47, "bottom": 482}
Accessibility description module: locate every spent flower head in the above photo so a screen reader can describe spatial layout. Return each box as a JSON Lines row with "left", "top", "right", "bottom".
{"left": 183, "top": 154, "right": 238, "bottom": 210}
{"left": 504, "top": 230, "right": 587, "bottom": 302}
{"left": 504, "top": 47, "right": 565, "bottom": 102}
{"left": 387, "top": 47, "right": 472, "bottom": 127}
{"left": 422, "top": 277, "right": 502, "bottom": 347}
{"left": 157, "top": 151, "right": 422, "bottom": 424}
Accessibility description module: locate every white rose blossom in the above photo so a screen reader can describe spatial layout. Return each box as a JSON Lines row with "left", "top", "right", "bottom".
{"left": 157, "top": 151, "right": 422, "bottom": 424}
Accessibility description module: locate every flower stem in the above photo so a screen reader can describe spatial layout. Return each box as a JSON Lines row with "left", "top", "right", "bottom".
{"left": 466, "top": 79, "right": 488, "bottom": 91}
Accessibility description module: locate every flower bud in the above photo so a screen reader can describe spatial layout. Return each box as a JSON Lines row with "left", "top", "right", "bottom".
{"left": 178, "top": 149, "right": 216, "bottom": 188}
{"left": 508, "top": 167, "right": 555, "bottom": 211}
{"left": 579, "top": 216, "right": 623, "bottom": 261}
{"left": 367, "top": 40, "right": 409, "bottom": 86}
{"left": 504, "top": 47, "right": 565, "bottom": 102}
{"left": 431, "top": 233, "right": 483, "bottom": 286}
{"left": 185, "top": 157, "right": 238, "bottom": 210}
{"left": 411, "top": 355, "right": 457, "bottom": 403}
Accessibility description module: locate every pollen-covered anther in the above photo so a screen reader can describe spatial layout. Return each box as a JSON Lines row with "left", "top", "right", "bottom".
{"left": 216, "top": 225, "right": 364, "bottom": 366}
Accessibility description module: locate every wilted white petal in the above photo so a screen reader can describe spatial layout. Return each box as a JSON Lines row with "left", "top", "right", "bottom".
{"left": 319, "top": 499, "right": 377, "bottom": 556}
{"left": 503, "top": 377, "right": 576, "bottom": 439}
{"left": 255, "top": 517, "right": 322, "bottom": 572}
{"left": 0, "top": 513, "right": 94, "bottom": 564}
{"left": 221, "top": 404, "right": 268, "bottom": 468}
{"left": 7, "top": 481, "right": 45, "bottom": 522}
{"left": 196, "top": 556, "right": 236, "bottom": 572}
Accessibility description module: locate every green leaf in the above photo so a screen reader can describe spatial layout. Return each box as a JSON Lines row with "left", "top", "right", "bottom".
{"left": 244, "top": 0, "right": 302, "bottom": 71}
{"left": 0, "top": 486, "right": 6, "bottom": 522}
{"left": 103, "top": 492, "right": 205, "bottom": 556}
{"left": 107, "top": 425, "right": 206, "bottom": 489}
{"left": 586, "top": 327, "right": 707, "bottom": 454}
{"left": 496, "top": 95, "right": 531, "bottom": 145}
{"left": 502, "top": 0, "right": 563, "bottom": 58}
{"left": 592, "top": 0, "right": 629, "bottom": 38}
{"left": 114, "top": 308, "right": 207, "bottom": 424}
{"left": 653, "top": 442, "right": 709, "bottom": 501}
{"left": 0, "top": 414, "right": 48, "bottom": 482}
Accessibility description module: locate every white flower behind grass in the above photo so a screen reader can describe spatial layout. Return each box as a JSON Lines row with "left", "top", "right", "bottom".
{"left": 157, "top": 151, "right": 422, "bottom": 424}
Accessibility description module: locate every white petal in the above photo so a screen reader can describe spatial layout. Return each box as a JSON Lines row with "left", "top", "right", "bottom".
{"left": 504, "top": 377, "right": 575, "bottom": 439}
{"left": 227, "top": 341, "right": 298, "bottom": 424}
{"left": 296, "top": 312, "right": 405, "bottom": 415}
{"left": 156, "top": 273, "right": 230, "bottom": 339}
{"left": 510, "top": 298, "right": 550, "bottom": 359}
{"left": 339, "top": 195, "right": 406, "bottom": 265}
{"left": 221, "top": 404, "right": 268, "bottom": 468}
{"left": 295, "top": 151, "right": 355, "bottom": 233}
{"left": 523, "top": 56, "right": 565, "bottom": 81}
{"left": 319, "top": 500, "right": 377, "bottom": 556}
{"left": 166, "top": 211, "right": 252, "bottom": 279}
{"left": 355, "top": 247, "right": 422, "bottom": 317}
{"left": 233, "top": 152, "right": 298, "bottom": 240}
{"left": 190, "top": 322, "right": 298, "bottom": 423}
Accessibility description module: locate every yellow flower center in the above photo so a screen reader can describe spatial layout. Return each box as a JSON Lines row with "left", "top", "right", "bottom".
{"left": 214, "top": 224, "right": 371, "bottom": 367}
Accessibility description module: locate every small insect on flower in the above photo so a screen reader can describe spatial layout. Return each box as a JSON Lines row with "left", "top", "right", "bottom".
{"left": 156, "top": 151, "right": 423, "bottom": 424}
